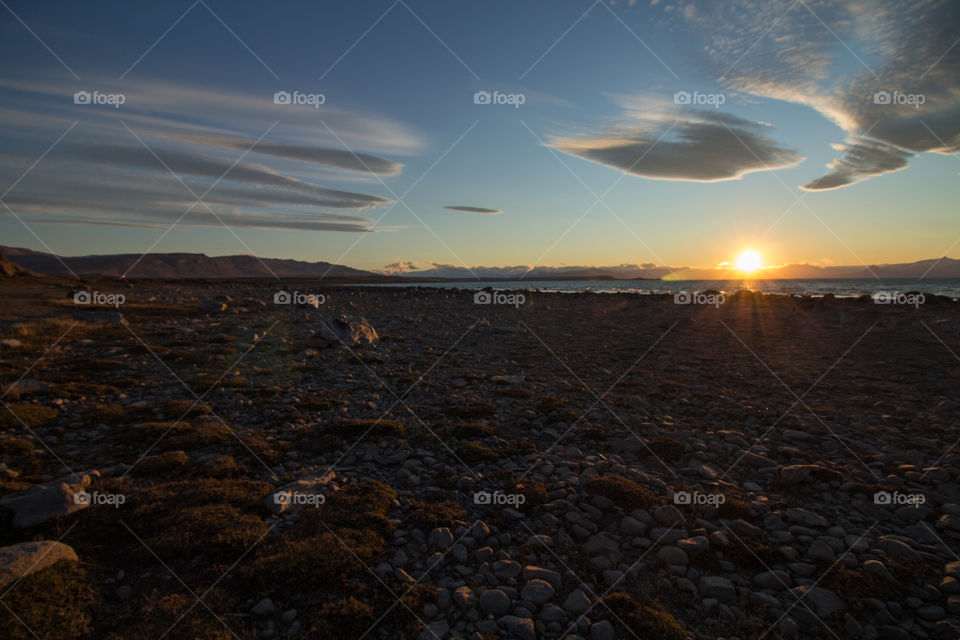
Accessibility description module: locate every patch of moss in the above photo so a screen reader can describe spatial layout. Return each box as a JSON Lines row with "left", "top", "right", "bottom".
{"left": 601, "top": 592, "right": 686, "bottom": 640}
{"left": 585, "top": 475, "right": 656, "bottom": 509}
{"left": 498, "top": 439, "right": 536, "bottom": 456}
{"left": 0, "top": 436, "right": 35, "bottom": 455}
{"left": 445, "top": 402, "right": 496, "bottom": 418}
{"left": 131, "top": 479, "right": 273, "bottom": 533}
{"left": 245, "top": 529, "right": 379, "bottom": 593}
{"left": 306, "top": 596, "right": 375, "bottom": 638}
{"left": 0, "top": 403, "right": 57, "bottom": 430}
{"left": 117, "top": 591, "right": 237, "bottom": 640}
{"left": 195, "top": 455, "right": 242, "bottom": 478}
{"left": 404, "top": 500, "right": 465, "bottom": 529}
{"left": 82, "top": 402, "right": 128, "bottom": 424}
{"left": 0, "top": 560, "right": 97, "bottom": 640}
{"left": 456, "top": 441, "right": 497, "bottom": 463}
{"left": 140, "top": 504, "right": 267, "bottom": 564}
{"left": 647, "top": 436, "right": 685, "bottom": 461}
{"left": 584, "top": 424, "right": 609, "bottom": 440}
{"left": 299, "top": 393, "right": 341, "bottom": 411}
{"left": 452, "top": 422, "right": 495, "bottom": 438}
{"left": 136, "top": 450, "right": 191, "bottom": 475}
{"left": 516, "top": 480, "right": 549, "bottom": 508}
{"left": 717, "top": 496, "right": 752, "bottom": 520}
{"left": 328, "top": 419, "right": 405, "bottom": 439}
{"left": 162, "top": 399, "right": 211, "bottom": 420}
{"left": 125, "top": 421, "right": 229, "bottom": 451}
{"left": 304, "top": 480, "right": 397, "bottom": 539}
{"left": 496, "top": 386, "right": 532, "bottom": 399}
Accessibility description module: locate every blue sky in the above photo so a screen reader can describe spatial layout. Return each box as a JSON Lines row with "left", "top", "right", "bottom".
{"left": 0, "top": 0, "right": 957, "bottom": 274}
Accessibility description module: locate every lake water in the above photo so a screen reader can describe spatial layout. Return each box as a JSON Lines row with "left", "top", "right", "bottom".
{"left": 354, "top": 278, "right": 960, "bottom": 298}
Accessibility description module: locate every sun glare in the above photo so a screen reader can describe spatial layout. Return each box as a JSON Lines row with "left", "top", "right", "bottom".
{"left": 734, "top": 250, "right": 763, "bottom": 273}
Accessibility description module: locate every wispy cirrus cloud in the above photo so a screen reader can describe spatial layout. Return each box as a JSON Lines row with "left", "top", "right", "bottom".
{"left": 657, "top": 0, "right": 960, "bottom": 190}
{"left": 0, "top": 76, "right": 421, "bottom": 232}
{"left": 443, "top": 205, "right": 503, "bottom": 214}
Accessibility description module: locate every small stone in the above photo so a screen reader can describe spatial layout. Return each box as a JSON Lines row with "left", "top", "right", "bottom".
{"left": 563, "top": 588, "right": 592, "bottom": 615}
{"left": 808, "top": 540, "right": 836, "bottom": 562}
{"left": 252, "top": 598, "right": 275, "bottom": 616}
{"left": 793, "top": 586, "right": 845, "bottom": 617}
{"left": 653, "top": 505, "right": 687, "bottom": 527}
{"left": 498, "top": 615, "right": 536, "bottom": 640}
{"left": 428, "top": 527, "right": 454, "bottom": 549}
{"left": 657, "top": 545, "right": 688, "bottom": 566}
{"left": 699, "top": 576, "right": 736, "bottom": 603}
{"left": 492, "top": 559, "right": 522, "bottom": 581}
{"left": 590, "top": 619, "right": 616, "bottom": 640}
{"left": 479, "top": 589, "right": 511, "bottom": 616}
{"left": 523, "top": 565, "right": 562, "bottom": 589}
{"left": 521, "top": 579, "right": 555, "bottom": 604}
{"left": 453, "top": 585, "right": 476, "bottom": 608}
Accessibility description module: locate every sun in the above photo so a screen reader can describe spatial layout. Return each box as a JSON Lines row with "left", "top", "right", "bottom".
{"left": 734, "top": 250, "right": 763, "bottom": 273}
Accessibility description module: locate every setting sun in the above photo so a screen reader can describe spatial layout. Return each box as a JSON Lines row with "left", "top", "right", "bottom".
{"left": 734, "top": 250, "right": 763, "bottom": 273}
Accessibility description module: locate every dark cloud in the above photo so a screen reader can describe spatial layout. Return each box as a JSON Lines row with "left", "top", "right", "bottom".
{"left": 801, "top": 138, "right": 913, "bottom": 190}
{"left": 443, "top": 205, "right": 503, "bottom": 214}
{"left": 550, "top": 110, "right": 802, "bottom": 182}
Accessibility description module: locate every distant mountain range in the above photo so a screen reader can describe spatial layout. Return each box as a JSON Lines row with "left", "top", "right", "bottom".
{"left": 2, "top": 245, "right": 958, "bottom": 280}
{"left": 0, "top": 246, "right": 377, "bottom": 280}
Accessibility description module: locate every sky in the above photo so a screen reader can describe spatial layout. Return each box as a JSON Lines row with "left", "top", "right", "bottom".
{"left": 0, "top": 0, "right": 958, "bottom": 275}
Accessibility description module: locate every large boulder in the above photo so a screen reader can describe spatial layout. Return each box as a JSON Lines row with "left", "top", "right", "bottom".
{"left": 0, "top": 473, "right": 92, "bottom": 527}
{"left": 0, "top": 541, "right": 79, "bottom": 588}
{"left": 307, "top": 315, "right": 379, "bottom": 348}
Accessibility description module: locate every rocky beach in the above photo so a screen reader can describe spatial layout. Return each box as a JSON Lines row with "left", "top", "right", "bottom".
{"left": 1, "top": 276, "right": 959, "bottom": 639}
